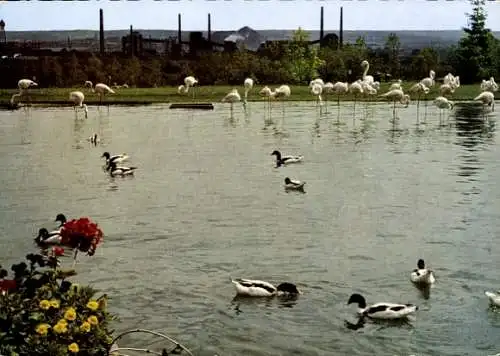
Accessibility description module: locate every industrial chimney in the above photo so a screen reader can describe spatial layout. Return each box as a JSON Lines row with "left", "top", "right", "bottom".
{"left": 208, "top": 13, "right": 211, "bottom": 43}
{"left": 339, "top": 6, "right": 343, "bottom": 49}
{"left": 99, "top": 9, "right": 105, "bottom": 54}
{"left": 320, "top": 6, "right": 324, "bottom": 42}
{"left": 178, "top": 13, "right": 182, "bottom": 45}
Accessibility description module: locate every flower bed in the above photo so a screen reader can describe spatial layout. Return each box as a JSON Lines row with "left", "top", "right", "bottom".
{"left": 1, "top": 216, "right": 194, "bottom": 356}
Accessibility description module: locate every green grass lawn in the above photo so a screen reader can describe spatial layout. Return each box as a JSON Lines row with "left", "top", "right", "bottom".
{"left": 0, "top": 83, "right": 494, "bottom": 105}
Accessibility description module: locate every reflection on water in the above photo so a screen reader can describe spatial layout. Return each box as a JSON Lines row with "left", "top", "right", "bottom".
{"left": 1, "top": 101, "right": 500, "bottom": 356}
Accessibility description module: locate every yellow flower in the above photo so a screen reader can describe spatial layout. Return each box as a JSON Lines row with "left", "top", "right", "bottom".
{"left": 86, "top": 300, "right": 99, "bottom": 311}
{"left": 49, "top": 299, "right": 60, "bottom": 309}
{"left": 68, "top": 342, "right": 79, "bottom": 353}
{"left": 58, "top": 318, "right": 68, "bottom": 326}
{"left": 53, "top": 321, "right": 68, "bottom": 334}
{"left": 39, "top": 300, "right": 50, "bottom": 310}
{"left": 64, "top": 307, "right": 77, "bottom": 321}
{"left": 35, "top": 323, "right": 50, "bottom": 336}
{"left": 79, "top": 321, "right": 91, "bottom": 333}
{"left": 87, "top": 315, "right": 99, "bottom": 326}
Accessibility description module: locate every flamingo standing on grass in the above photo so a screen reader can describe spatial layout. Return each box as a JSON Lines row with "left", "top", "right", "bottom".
{"left": 84, "top": 81, "right": 115, "bottom": 106}
{"left": 178, "top": 76, "right": 198, "bottom": 100}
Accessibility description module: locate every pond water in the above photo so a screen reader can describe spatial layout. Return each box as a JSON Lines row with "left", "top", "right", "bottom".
{"left": 0, "top": 99, "right": 499, "bottom": 356}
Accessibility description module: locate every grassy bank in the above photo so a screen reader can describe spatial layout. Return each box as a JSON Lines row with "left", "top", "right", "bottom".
{"left": 0, "top": 83, "right": 493, "bottom": 106}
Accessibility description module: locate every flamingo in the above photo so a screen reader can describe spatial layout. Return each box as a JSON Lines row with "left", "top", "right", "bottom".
{"left": 349, "top": 80, "right": 363, "bottom": 116}
{"left": 10, "top": 78, "right": 38, "bottom": 106}
{"left": 222, "top": 88, "right": 241, "bottom": 119}
{"left": 271, "top": 85, "right": 291, "bottom": 117}
{"left": 379, "top": 88, "right": 410, "bottom": 118}
{"left": 361, "top": 60, "right": 375, "bottom": 85}
{"left": 409, "top": 83, "right": 429, "bottom": 108}
{"left": 481, "top": 77, "right": 498, "bottom": 92}
{"left": 474, "top": 91, "right": 495, "bottom": 114}
{"left": 243, "top": 78, "right": 254, "bottom": 105}
{"left": 434, "top": 96, "right": 454, "bottom": 123}
{"left": 69, "top": 91, "right": 88, "bottom": 119}
{"left": 322, "top": 82, "right": 334, "bottom": 112}
{"left": 310, "top": 82, "right": 323, "bottom": 113}
{"left": 309, "top": 78, "right": 325, "bottom": 88}
{"left": 389, "top": 79, "right": 403, "bottom": 91}
{"left": 260, "top": 86, "right": 274, "bottom": 120}
{"left": 178, "top": 76, "right": 198, "bottom": 99}
{"left": 420, "top": 70, "right": 436, "bottom": 88}
{"left": 84, "top": 81, "right": 115, "bottom": 106}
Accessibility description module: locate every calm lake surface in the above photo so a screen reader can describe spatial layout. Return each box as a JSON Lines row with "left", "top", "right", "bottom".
{"left": 0, "top": 99, "right": 499, "bottom": 356}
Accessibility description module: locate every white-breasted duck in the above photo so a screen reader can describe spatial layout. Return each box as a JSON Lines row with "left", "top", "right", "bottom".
{"left": 108, "top": 161, "right": 138, "bottom": 177}
{"left": 271, "top": 150, "right": 303, "bottom": 167}
{"left": 231, "top": 278, "right": 301, "bottom": 297}
{"left": 284, "top": 177, "right": 305, "bottom": 191}
{"left": 347, "top": 293, "right": 418, "bottom": 320}
{"left": 410, "top": 259, "right": 436, "bottom": 285}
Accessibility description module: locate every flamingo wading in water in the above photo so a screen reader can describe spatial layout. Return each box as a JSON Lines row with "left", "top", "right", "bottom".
{"left": 222, "top": 88, "right": 241, "bottom": 119}
{"left": 10, "top": 78, "right": 38, "bottom": 106}
{"left": 69, "top": 91, "right": 88, "bottom": 118}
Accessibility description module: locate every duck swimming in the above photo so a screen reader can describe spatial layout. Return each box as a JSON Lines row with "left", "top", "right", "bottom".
{"left": 55, "top": 213, "right": 67, "bottom": 228}
{"left": 271, "top": 150, "right": 303, "bottom": 167}
{"left": 34, "top": 228, "right": 62, "bottom": 246}
{"left": 107, "top": 161, "right": 138, "bottom": 177}
{"left": 284, "top": 177, "right": 305, "bottom": 191}
{"left": 347, "top": 293, "right": 418, "bottom": 320}
{"left": 231, "top": 278, "right": 301, "bottom": 297}
{"left": 485, "top": 291, "right": 500, "bottom": 307}
{"left": 101, "top": 152, "right": 129, "bottom": 165}
{"left": 410, "top": 259, "right": 436, "bottom": 285}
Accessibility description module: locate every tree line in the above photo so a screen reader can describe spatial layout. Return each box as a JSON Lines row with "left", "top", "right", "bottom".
{"left": 0, "top": 0, "right": 497, "bottom": 89}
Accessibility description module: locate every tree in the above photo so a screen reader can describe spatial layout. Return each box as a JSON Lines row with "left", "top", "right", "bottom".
{"left": 453, "top": 0, "right": 498, "bottom": 83}
{"left": 384, "top": 33, "right": 401, "bottom": 77}
{"left": 284, "top": 27, "right": 325, "bottom": 84}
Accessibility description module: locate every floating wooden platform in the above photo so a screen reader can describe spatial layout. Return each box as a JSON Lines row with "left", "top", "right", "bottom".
{"left": 0, "top": 101, "right": 154, "bottom": 110}
{"left": 169, "top": 103, "right": 214, "bottom": 110}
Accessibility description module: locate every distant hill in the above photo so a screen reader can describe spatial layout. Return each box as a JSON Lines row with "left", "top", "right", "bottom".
{"left": 4, "top": 28, "right": 500, "bottom": 51}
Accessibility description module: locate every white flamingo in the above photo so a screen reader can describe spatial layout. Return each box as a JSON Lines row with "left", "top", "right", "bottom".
{"left": 434, "top": 96, "right": 454, "bottom": 123}
{"left": 260, "top": 86, "right": 274, "bottom": 119}
{"left": 349, "top": 80, "right": 364, "bottom": 116}
{"left": 389, "top": 79, "right": 403, "bottom": 91}
{"left": 481, "top": 77, "right": 498, "bottom": 92}
{"left": 420, "top": 70, "right": 436, "bottom": 88}
{"left": 409, "top": 82, "right": 429, "bottom": 121}
{"left": 222, "top": 88, "right": 241, "bottom": 119}
{"left": 178, "top": 76, "right": 198, "bottom": 99}
{"left": 243, "top": 78, "right": 254, "bottom": 104}
{"left": 271, "top": 85, "right": 291, "bottom": 117}
{"left": 311, "top": 82, "right": 323, "bottom": 113}
{"left": 361, "top": 60, "right": 375, "bottom": 85}
{"left": 379, "top": 88, "right": 410, "bottom": 118}
{"left": 309, "top": 78, "right": 325, "bottom": 88}
{"left": 10, "top": 78, "right": 38, "bottom": 105}
{"left": 69, "top": 91, "right": 88, "bottom": 119}
{"left": 474, "top": 91, "right": 495, "bottom": 114}
{"left": 84, "top": 81, "right": 115, "bottom": 105}
{"left": 330, "top": 82, "right": 349, "bottom": 121}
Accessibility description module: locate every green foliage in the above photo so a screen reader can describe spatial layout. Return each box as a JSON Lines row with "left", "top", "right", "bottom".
{"left": 452, "top": 0, "right": 499, "bottom": 83}
{"left": 384, "top": 33, "right": 401, "bottom": 77}
{"left": 284, "top": 27, "right": 325, "bottom": 84}
{"left": 0, "top": 254, "right": 115, "bottom": 356}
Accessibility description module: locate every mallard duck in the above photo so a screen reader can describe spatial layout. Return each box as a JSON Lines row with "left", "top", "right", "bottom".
{"left": 101, "top": 152, "right": 129, "bottom": 165}
{"left": 108, "top": 161, "right": 137, "bottom": 177}
{"left": 410, "top": 259, "right": 436, "bottom": 285}
{"left": 271, "top": 150, "right": 303, "bottom": 167}
{"left": 284, "top": 177, "right": 305, "bottom": 191}
{"left": 485, "top": 291, "right": 500, "bottom": 307}
{"left": 347, "top": 293, "right": 418, "bottom": 320}
{"left": 231, "top": 278, "right": 301, "bottom": 297}
{"left": 34, "top": 228, "right": 62, "bottom": 246}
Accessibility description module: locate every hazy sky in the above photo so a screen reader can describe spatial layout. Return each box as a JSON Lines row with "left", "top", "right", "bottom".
{"left": 1, "top": 0, "right": 500, "bottom": 32}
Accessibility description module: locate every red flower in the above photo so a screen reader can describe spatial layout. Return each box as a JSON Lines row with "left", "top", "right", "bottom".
{"left": 59, "top": 217, "right": 104, "bottom": 255}
{"left": 52, "top": 246, "right": 65, "bottom": 256}
{"left": 0, "top": 279, "right": 17, "bottom": 293}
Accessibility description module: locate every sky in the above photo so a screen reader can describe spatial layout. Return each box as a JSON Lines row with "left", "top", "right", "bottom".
{"left": 1, "top": 0, "right": 500, "bottom": 32}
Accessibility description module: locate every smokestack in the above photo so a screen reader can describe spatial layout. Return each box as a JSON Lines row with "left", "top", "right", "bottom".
{"left": 99, "top": 8, "right": 105, "bottom": 54}
{"left": 178, "top": 13, "right": 182, "bottom": 45}
{"left": 320, "top": 6, "right": 324, "bottom": 42}
{"left": 130, "top": 25, "right": 134, "bottom": 56}
{"left": 208, "top": 13, "right": 211, "bottom": 43}
{"left": 339, "top": 6, "right": 343, "bottom": 49}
